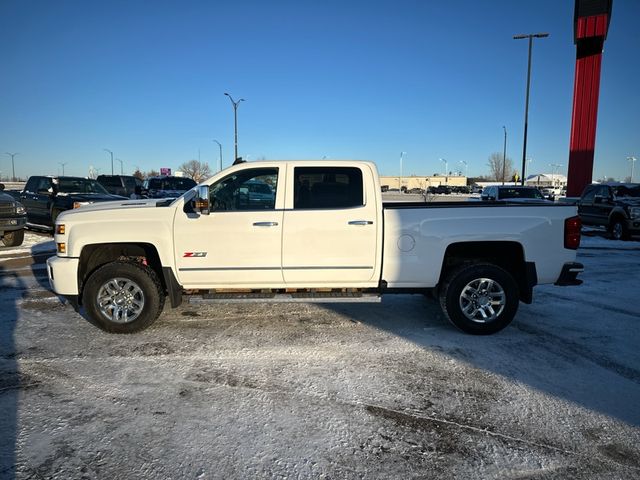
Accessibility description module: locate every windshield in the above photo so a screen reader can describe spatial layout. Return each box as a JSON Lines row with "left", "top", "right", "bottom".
{"left": 613, "top": 185, "right": 640, "bottom": 198}
{"left": 148, "top": 177, "right": 197, "bottom": 190}
{"left": 499, "top": 187, "right": 544, "bottom": 199}
{"left": 56, "top": 178, "right": 109, "bottom": 194}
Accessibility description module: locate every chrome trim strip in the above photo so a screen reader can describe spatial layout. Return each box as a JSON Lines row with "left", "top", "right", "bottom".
{"left": 179, "top": 266, "right": 374, "bottom": 272}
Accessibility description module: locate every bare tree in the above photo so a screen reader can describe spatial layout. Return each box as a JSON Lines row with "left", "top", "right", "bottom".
{"left": 487, "top": 152, "right": 514, "bottom": 182}
{"left": 178, "top": 160, "right": 212, "bottom": 183}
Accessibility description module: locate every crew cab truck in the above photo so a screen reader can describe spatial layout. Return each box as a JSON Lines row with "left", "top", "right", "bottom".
{"left": 577, "top": 182, "right": 640, "bottom": 240}
{"left": 46, "top": 161, "right": 583, "bottom": 335}
{"left": 11, "top": 176, "right": 127, "bottom": 230}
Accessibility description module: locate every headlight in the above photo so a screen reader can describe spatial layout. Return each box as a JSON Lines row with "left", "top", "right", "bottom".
{"left": 14, "top": 202, "right": 26, "bottom": 215}
{"left": 73, "top": 201, "right": 91, "bottom": 209}
{"left": 629, "top": 207, "right": 640, "bottom": 220}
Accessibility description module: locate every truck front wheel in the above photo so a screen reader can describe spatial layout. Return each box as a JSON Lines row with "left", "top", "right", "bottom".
{"left": 82, "top": 260, "right": 165, "bottom": 333}
{"left": 439, "top": 263, "right": 519, "bottom": 335}
{"left": 2, "top": 229, "right": 24, "bottom": 247}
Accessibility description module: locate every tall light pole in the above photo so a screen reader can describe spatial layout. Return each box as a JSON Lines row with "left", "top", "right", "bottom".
{"left": 628, "top": 156, "right": 637, "bottom": 182}
{"left": 103, "top": 148, "right": 114, "bottom": 175}
{"left": 116, "top": 158, "right": 123, "bottom": 174}
{"left": 399, "top": 151, "right": 406, "bottom": 192}
{"left": 213, "top": 140, "right": 222, "bottom": 172}
{"left": 224, "top": 93, "right": 245, "bottom": 162}
{"left": 514, "top": 32, "right": 549, "bottom": 185}
{"left": 439, "top": 158, "right": 448, "bottom": 184}
{"left": 5, "top": 152, "right": 18, "bottom": 181}
{"left": 502, "top": 126, "right": 507, "bottom": 185}
{"left": 59, "top": 162, "right": 68, "bottom": 175}
{"left": 549, "top": 163, "right": 563, "bottom": 189}
{"left": 459, "top": 160, "right": 468, "bottom": 179}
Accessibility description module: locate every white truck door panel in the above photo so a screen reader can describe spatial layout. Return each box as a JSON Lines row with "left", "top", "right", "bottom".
{"left": 282, "top": 165, "right": 378, "bottom": 285}
{"left": 173, "top": 167, "right": 284, "bottom": 287}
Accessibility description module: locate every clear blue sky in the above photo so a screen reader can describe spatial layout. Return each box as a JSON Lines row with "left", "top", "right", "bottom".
{"left": 1, "top": 0, "right": 638, "bottom": 181}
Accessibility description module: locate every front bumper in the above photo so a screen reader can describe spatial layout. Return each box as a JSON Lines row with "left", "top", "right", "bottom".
{"left": 555, "top": 262, "right": 584, "bottom": 286}
{"left": 0, "top": 215, "right": 26, "bottom": 232}
{"left": 46, "top": 255, "right": 80, "bottom": 295}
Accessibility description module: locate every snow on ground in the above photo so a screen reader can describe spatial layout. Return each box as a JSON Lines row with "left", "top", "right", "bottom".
{"left": 0, "top": 231, "right": 639, "bottom": 479}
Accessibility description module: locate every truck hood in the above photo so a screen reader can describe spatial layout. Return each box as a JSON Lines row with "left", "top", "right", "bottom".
{"left": 68, "top": 197, "right": 175, "bottom": 214}
{"left": 615, "top": 197, "right": 640, "bottom": 207}
{"left": 58, "top": 192, "right": 127, "bottom": 202}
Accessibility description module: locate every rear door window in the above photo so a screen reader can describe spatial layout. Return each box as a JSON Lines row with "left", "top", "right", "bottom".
{"left": 293, "top": 167, "right": 364, "bottom": 209}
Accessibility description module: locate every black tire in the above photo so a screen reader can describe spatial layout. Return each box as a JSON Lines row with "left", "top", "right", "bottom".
{"left": 439, "top": 263, "right": 519, "bottom": 335}
{"left": 2, "top": 229, "right": 25, "bottom": 247}
{"left": 82, "top": 260, "right": 165, "bottom": 333}
{"left": 609, "top": 218, "right": 629, "bottom": 241}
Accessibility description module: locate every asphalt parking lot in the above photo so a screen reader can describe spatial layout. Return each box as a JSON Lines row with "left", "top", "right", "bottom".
{"left": 1, "top": 232, "right": 639, "bottom": 479}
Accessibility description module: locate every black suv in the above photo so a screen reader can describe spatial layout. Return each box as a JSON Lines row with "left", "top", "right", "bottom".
{"left": 143, "top": 176, "right": 197, "bottom": 199}
{"left": 577, "top": 183, "right": 640, "bottom": 240}
{"left": 97, "top": 175, "right": 143, "bottom": 198}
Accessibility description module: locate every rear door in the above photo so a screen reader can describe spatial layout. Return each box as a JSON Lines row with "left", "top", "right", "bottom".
{"left": 21, "top": 177, "right": 53, "bottom": 225}
{"left": 281, "top": 164, "right": 379, "bottom": 285}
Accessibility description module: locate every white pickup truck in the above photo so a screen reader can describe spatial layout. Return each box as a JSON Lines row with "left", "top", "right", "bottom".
{"left": 46, "top": 161, "right": 583, "bottom": 335}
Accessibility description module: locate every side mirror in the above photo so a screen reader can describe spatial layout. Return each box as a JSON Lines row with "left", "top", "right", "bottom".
{"left": 194, "top": 185, "right": 210, "bottom": 215}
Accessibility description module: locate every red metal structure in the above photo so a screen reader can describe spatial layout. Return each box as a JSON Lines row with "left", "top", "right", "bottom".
{"left": 567, "top": 0, "right": 613, "bottom": 197}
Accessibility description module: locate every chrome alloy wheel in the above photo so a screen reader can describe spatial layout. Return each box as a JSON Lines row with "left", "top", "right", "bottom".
{"left": 96, "top": 277, "right": 145, "bottom": 324}
{"left": 612, "top": 222, "right": 623, "bottom": 240}
{"left": 458, "top": 277, "right": 506, "bottom": 323}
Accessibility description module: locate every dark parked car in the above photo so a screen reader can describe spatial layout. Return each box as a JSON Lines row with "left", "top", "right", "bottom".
{"left": 143, "top": 176, "right": 197, "bottom": 199}
{"left": 577, "top": 183, "right": 640, "bottom": 240}
{"left": 0, "top": 185, "right": 27, "bottom": 246}
{"left": 433, "top": 185, "right": 451, "bottom": 195}
{"left": 97, "top": 174, "right": 143, "bottom": 198}
{"left": 13, "top": 176, "right": 127, "bottom": 229}
{"left": 481, "top": 186, "right": 549, "bottom": 203}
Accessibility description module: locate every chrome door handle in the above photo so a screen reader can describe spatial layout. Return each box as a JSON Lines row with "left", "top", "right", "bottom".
{"left": 348, "top": 220, "right": 373, "bottom": 225}
{"left": 253, "top": 222, "right": 279, "bottom": 227}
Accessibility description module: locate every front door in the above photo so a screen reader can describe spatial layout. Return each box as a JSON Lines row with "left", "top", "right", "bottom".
{"left": 173, "top": 167, "right": 284, "bottom": 288}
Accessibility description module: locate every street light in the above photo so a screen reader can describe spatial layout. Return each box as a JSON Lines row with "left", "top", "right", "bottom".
{"left": 103, "top": 148, "right": 114, "bottom": 175}
{"left": 224, "top": 93, "right": 245, "bottom": 162}
{"left": 459, "top": 160, "right": 468, "bottom": 179}
{"left": 514, "top": 32, "right": 549, "bottom": 185}
{"left": 399, "top": 151, "right": 406, "bottom": 192}
{"left": 628, "top": 156, "right": 637, "bottom": 182}
{"left": 116, "top": 158, "right": 123, "bottom": 174}
{"left": 213, "top": 140, "right": 223, "bottom": 172}
{"left": 549, "top": 163, "right": 563, "bottom": 189}
{"left": 439, "top": 158, "right": 448, "bottom": 184}
{"left": 5, "top": 152, "right": 18, "bottom": 181}
{"left": 59, "top": 162, "right": 67, "bottom": 175}
{"left": 502, "top": 126, "right": 507, "bottom": 185}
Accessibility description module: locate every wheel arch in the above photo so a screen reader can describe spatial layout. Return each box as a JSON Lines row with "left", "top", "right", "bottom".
{"left": 78, "top": 243, "right": 165, "bottom": 304}
{"left": 439, "top": 241, "right": 537, "bottom": 304}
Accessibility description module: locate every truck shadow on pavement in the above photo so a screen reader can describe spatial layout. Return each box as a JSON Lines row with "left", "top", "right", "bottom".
{"left": 324, "top": 294, "right": 640, "bottom": 428}
{"left": 0, "top": 265, "right": 23, "bottom": 480}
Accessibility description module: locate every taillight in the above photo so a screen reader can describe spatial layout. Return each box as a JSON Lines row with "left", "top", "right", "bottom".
{"left": 564, "top": 216, "right": 581, "bottom": 250}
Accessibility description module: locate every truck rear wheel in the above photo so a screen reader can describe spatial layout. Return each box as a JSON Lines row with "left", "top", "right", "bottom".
{"left": 439, "top": 263, "right": 519, "bottom": 335}
{"left": 2, "top": 229, "right": 24, "bottom": 247}
{"left": 82, "top": 260, "right": 165, "bottom": 333}
{"left": 609, "top": 218, "right": 629, "bottom": 241}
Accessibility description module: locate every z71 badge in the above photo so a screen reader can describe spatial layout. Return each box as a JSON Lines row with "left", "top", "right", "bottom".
{"left": 183, "top": 252, "right": 207, "bottom": 258}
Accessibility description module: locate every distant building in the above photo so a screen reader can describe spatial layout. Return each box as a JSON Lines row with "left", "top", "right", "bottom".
{"left": 380, "top": 174, "right": 467, "bottom": 190}
{"left": 524, "top": 173, "right": 567, "bottom": 188}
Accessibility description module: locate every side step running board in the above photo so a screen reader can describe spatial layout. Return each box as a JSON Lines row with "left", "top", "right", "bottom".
{"left": 188, "top": 292, "right": 382, "bottom": 304}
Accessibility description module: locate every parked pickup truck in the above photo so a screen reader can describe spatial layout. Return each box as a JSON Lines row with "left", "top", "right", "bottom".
{"left": 46, "top": 161, "right": 583, "bottom": 335}
{"left": 0, "top": 187, "right": 27, "bottom": 247}
{"left": 9, "top": 176, "right": 126, "bottom": 230}
{"left": 577, "top": 182, "right": 640, "bottom": 240}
